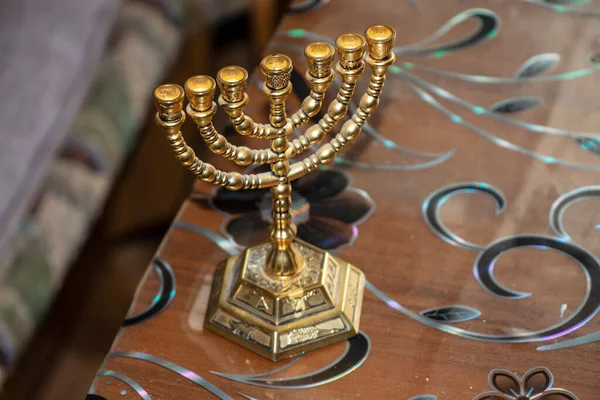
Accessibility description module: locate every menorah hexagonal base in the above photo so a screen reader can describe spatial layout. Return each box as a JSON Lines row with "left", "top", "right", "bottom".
{"left": 204, "top": 239, "right": 365, "bottom": 361}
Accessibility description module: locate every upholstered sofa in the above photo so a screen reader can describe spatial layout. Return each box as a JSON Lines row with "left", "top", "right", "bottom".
{"left": 0, "top": 0, "right": 258, "bottom": 390}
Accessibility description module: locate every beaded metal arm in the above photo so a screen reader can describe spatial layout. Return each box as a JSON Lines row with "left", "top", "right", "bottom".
{"left": 153, "top": 25, "right": 396, "bottom": 361}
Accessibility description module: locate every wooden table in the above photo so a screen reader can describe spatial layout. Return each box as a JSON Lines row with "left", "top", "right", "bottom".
{"left": 92, "top": 1, "right": 600, "bottom": 398}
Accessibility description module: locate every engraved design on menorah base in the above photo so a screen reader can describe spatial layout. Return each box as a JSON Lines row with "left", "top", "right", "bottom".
{"left": 205, "top": 239, "right": 365, "bottom": 361}
{"left": 153, "top": 24, "right": 395, "bottom": 360}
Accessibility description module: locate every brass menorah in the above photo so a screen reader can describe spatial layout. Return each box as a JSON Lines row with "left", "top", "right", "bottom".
{"left": 153, "top": 25, "right": 396, "bottom": 361}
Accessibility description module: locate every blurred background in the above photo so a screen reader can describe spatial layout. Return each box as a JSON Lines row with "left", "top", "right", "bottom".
{"left": 0, "top": 0, "right": 295, "bottom": 397}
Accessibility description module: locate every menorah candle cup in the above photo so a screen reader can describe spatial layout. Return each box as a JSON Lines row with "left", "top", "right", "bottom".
{"left": 153, "top": 84, "right": 185, "bottom": 121}
{"left": 365, "top": 24, "right": 396, "bottom": 60}
{"left": 216, "top": 66, "right": 248, "bottom": 103}
{"left": 153, "top": 25, "right": 395, "bottom": 361}
{"left": 260, "top": 54, "right": 293, "bottom": 90}
{"left": 305, "top": 42, "right": 336, "bottom": 79}
{"left": 184, "top": 75, "right": 216, "bottom": 112}
{"left": 335, "top": 33, "right": 366, "bottom": 69}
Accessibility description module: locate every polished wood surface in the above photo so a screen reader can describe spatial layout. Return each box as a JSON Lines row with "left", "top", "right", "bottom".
{"left": 96, "top": 1, "right": 600, "bottom": 398}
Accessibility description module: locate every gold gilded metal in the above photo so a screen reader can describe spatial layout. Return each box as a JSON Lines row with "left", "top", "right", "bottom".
{"left": 153, "top": 25, "right": 396, "bottom": 361}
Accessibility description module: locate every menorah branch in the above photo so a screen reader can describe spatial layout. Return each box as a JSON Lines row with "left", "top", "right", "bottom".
{"left": 218, "top": 92, "right": 280, "bottom": 140}
{"left": 290, "top": 52, "right": 396, "bottom": 181}
{"left": 186, "top": 104, "right": 277, "bottom": 166}
{"left": 286, "top": 35, "right": 368, "bottom": 160}
{"left": 153, "top": 85, "right": 266, "bottom": 190}
{"left": 179, "top": 74, "right": 277, "bottom": 167}
{"left": 216, "top": 66, "right": 292, "bottom": 141}
{"left": 281, "top": 42, "right": 338, "bottom": 133}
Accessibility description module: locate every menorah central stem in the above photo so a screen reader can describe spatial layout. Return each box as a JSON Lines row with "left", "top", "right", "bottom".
{"left": 261, "top": 54, "right": 304, "bottom": 277}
